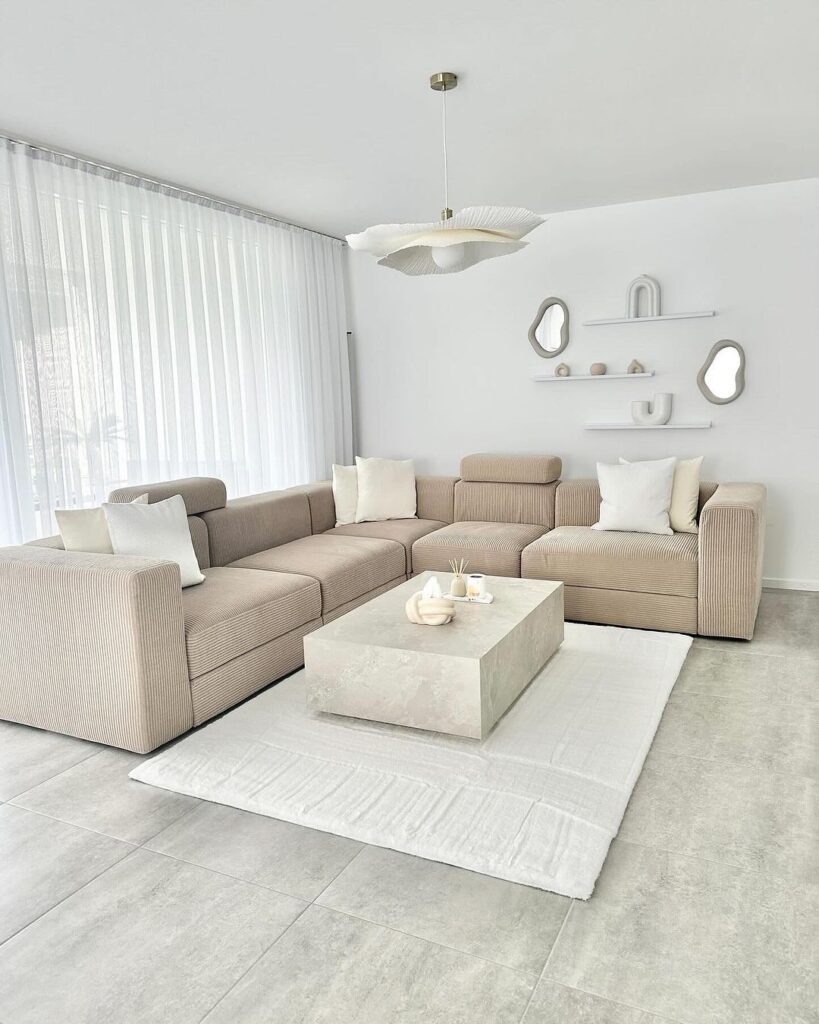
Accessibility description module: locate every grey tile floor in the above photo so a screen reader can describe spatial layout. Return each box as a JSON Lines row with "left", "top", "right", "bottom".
{"left": 0, "top": 589, "right": 816, "bottom": 1024}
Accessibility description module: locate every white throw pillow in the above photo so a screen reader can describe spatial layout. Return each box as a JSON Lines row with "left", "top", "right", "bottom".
{"left": 354, "top": 456, "right": 417, "bottom": 523}
{"left": 620, "top": 456, "right": 703, "bottom": 533}
{"left": 593, "top": 457, "right": 677, "bottom": 535}
{"left": 332, "top": 464, "right": 359, "bottom": 526}
{"left": 56, "top": 494, "right": 147, "bottom": 554}
{"left": 102, "top": 494, "right": 204, "bottom": 587}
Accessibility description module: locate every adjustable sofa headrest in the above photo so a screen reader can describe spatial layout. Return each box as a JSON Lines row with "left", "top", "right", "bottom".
{"left": 107, "top": 477, "right": 227, "bottom": 516}
{"left": 459, "top": 453, "right": 562, "bottom": 485}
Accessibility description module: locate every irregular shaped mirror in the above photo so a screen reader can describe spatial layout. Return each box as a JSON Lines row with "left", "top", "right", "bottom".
{"left": 528, "top": 297, "right": 569, "bottom": 358}
{"left": 697, "top": 340, "right": 746, "bottom": 404}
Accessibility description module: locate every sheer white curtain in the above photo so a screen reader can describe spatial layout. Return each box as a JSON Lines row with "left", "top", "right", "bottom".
{"left": 0, "top": 138, "right": 352, "bottom": 544}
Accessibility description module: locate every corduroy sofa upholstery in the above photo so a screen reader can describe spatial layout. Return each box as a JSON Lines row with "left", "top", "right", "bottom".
{"left": 0, "top": 455, "right": 766, "bottom": 753}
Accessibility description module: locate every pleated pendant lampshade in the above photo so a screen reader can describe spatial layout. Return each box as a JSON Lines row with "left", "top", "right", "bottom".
{"left": 346, "top": 73, "right": 544, "bottom": 275}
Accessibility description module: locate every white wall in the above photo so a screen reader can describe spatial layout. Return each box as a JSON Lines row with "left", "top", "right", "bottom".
{"left": 347, "top": 179, "right": 819, "bottom": 588}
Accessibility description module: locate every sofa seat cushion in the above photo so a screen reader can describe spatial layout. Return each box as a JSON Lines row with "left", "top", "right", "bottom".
{"left": 229, "top": 534, "right": 406, "bottom": 614}
{"left": 521, "top": 526, "right": 698, "bottom": 598}
{"left": 411, "top": 522, "right": 546, "bottom": 578}
{"left": 326, "top": 519, "right": 446, "bottom": 573}
{"left": 182, "top": 566, "right": 321, "bottom": 678}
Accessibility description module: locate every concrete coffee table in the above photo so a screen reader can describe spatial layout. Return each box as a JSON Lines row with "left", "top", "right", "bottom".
{"left": 304, "top": 572, "right": 564, "bottom": 739}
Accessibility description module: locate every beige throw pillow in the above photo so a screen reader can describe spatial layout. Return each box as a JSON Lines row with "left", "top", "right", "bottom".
{"left": 56, "top": 494, "right": 148, "bottom": 553}
{"left": 620, "top": 456, "right": 703, "bottom": 532}
{"left": 332, "top": 464, "right": 358, "bottom": 526}
{"left": 354, "top": 456, "right": 416, "bottom": 523}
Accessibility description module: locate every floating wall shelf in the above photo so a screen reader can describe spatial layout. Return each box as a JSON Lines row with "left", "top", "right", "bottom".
{"left": 585, "top": 422, "right": 712, "bottom": 430}
{"left": 533, "top": 371, "right": 654, "bottom": 382}
{"left": 583, "top": 311, "right": 715, "bottom": 326}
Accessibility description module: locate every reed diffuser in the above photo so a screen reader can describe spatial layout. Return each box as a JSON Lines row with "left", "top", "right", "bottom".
{"left": 448, "top": 558, "right": 468, "bottom": 598}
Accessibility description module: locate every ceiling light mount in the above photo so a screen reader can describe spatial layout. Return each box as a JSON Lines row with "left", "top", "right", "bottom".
{"left": 346, "top": 72, "right": 544, "bottom": 275}
{"left": 429, "top": 71, "right": 458, "bottom": 92}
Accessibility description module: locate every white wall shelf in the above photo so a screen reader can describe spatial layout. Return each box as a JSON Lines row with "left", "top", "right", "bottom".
{"left": 533, "top": 371, "right": 654, "bottom": 382}
{"left": 583, "top": 311, "right": 715, "bottom": 326}
{"left": 585, "top": 422, "right": 712, "bottom": 430}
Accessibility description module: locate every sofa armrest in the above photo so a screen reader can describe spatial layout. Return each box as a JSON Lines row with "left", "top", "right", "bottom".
{"left": 0, "top": 546, "right": 191, "bottom": 752}
{"left": 416, "top": 476, "right": 458, "bottom": 524}
{"left": 698, "top": 483, "right": 767, "bottom": 639}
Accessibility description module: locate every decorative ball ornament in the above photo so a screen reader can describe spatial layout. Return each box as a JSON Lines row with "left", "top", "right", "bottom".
{"left": 590, "top": 362, "right": 607, "bottom": 375}
{"left": 346, "top": 73, "right": 544, "bottom": 276}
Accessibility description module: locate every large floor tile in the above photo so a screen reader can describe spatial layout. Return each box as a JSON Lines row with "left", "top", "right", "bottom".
{"left": 673, "top": 645, "right": 819, "bottom": 705}
{"left": 696, "top": 589, "right": 819, "bottom": 659}
{"left": 620, "top": 751, "right": 817, "bottom": 883}
{"left": 11, "top": 748, "right": 199, "bottom": 843}
{"left": 317, "top": 845, "right": 568, "bottom": 974}
{"left": 203, "top": 903, "right": 534, "bottom": 1024}
{"left": 522, "top": 980, "right": 669, "bottom": 1023}
{"left": 654, "top": 691, "right": 817, "bottom": 779}
{"left": 147, "top": 802, "right": 362, "bottom": 900}
{"left": 544, "top": 840, "right": 817, "bottom": 1024}
{"left": 0, "top": 721, "right": 98, "bottom": 800}
{"left": 0, "top": 848, "right": 305, "bottom": 1024}
{"left": 0, "top": 804, "right": 131, "bottom": 944}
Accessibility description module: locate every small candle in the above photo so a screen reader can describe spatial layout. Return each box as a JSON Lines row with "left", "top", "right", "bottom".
{"left": 466, "top": 573, "right": 486, "bottom": 599}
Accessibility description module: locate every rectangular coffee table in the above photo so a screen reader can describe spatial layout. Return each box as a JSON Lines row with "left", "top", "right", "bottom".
{"left": 304, "top": 572, "right": 563, "bottom": 739}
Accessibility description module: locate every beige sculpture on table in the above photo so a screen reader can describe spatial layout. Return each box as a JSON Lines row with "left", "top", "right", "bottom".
{"left": 405, "top": 591, "right": 456, "bottom": 625}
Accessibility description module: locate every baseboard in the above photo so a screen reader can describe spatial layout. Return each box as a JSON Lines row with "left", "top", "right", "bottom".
{"left": 762, "top": 577, "right": 819, "bottom": 592}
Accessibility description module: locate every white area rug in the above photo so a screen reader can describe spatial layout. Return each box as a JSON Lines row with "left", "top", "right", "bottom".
{"left": 131, "top": 623, "right": 691, "bottom": 899}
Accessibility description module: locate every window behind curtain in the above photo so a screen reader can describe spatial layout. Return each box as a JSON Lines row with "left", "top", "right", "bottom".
{"left": 0, "top": 138, "right": 352, "bottom": 543}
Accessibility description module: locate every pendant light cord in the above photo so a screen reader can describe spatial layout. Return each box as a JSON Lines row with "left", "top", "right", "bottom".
{"left": 442, "top": 85, "right": 449, "bottom": 214}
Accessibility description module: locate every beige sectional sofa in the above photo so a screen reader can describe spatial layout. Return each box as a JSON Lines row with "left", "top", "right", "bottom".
{"left": 0, "top": 453, "right": 766, "bottom": 753}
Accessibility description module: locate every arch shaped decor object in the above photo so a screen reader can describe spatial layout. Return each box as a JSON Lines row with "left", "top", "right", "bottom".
{"left": 631, "top": 392, "right": 673, "bottom": 425}
{"left": 625, "top": 275, "right": 661, "bottom": 318}
{"left": 528, "top": 297, "right": 569, "bottom": 358}
{"left": 697, "top": 339, "right": 746, "bottom": 404}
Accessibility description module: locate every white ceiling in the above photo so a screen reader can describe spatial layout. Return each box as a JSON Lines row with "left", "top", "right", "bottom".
{"left": 3, "top": 0, "right": 818, "bottom": 237}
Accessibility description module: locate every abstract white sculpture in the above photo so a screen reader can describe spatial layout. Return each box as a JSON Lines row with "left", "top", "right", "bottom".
{"left": 625, "top": 275, "right": 661, "bottom": 318}
{"left": 631, "top": 392, "right": 673, "bottom": 425}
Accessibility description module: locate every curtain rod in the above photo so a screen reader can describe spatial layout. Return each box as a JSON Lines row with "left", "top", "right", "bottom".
{"left": 0, "top": 129, "right": 345, "bottom": 244}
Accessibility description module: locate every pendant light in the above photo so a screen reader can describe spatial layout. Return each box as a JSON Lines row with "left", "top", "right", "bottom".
{"left": 346, "top": 72, "right": 544, "bottom": 275}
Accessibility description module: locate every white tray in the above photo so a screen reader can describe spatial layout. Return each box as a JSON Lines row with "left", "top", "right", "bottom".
{"left": 447, "top": 593, "right": 494, "bottom": 604}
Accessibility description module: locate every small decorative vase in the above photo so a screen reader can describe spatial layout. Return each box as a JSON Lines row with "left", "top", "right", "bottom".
{"left": 590, "top": 362, "right": 607, "bottom": 375}
{"left": 631, "top": 392, "right": 673, "bottom": 425}
{"left": 450, "top": 574, "right": 467, "bottom": 598}
{"left": 627, "top": 358, "right": 645, "bottom": 374}
{"left": 555, "top": 363, "right": 570, "bottom": 377}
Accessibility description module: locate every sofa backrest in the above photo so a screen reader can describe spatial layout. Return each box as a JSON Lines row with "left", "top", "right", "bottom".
{"left": 285, "top": 481, "right": 337, "bottom": 534}
{"left": 107, "top": 476, "right": 227, "bottom": 570}
{"left": 555, "top": 478, "right": 720, "bottom": 528}
{"left": 202, "top": 490, "right": 312, "bottom": 565}
{"left": 454, "top": 453, "right": 561, "bottom": 528}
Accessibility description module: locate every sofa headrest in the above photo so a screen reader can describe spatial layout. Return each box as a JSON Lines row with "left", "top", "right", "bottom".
{"left": 107, "top": 477, "right": 227, "bottom": 516}
{"left": 459, "top": 453, "right": 562, "bottom": 485}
